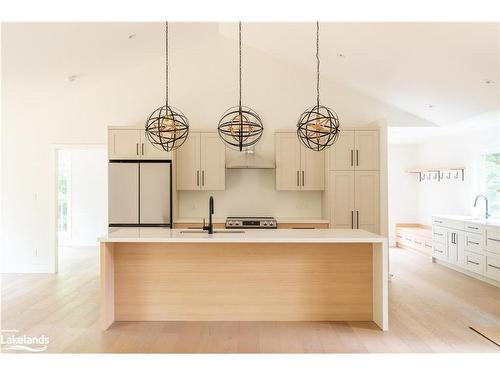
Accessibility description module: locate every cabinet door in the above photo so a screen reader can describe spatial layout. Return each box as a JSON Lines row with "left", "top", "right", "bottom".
{"left": 108, "top": 129, "right": 141, "bottom": 159}
{"left": 200, "top": 133, "right": 225, "bottom": 190}
{"left": 141, "top": 132, "right": 173, "bottom": 160}
{"left": 447, "top": 230, "right": 465, "bottom": 266}
{"left": 354, "top": 130, "right": 379, "bottom": 170}
{"left": 329, "top": 171, "right": 355, "bottom": 229}
{"left": 328, "top": 130, "right": 355, "bottom": 170}
{"left": 354, "top": 171, "right": 380, "bottom": 233}
{"left": 300, "top": 145, "right": 324, "bottom": 190}
{"left": 176, "top": 132, "right": 201, "bottom": 190}
{"left": 275, "top": 133, "right": 301, "bottom": 191}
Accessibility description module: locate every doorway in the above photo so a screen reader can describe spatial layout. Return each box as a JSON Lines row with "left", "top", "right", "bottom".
{"left": 56, "top": 147, "right": 107, "bottom": 272}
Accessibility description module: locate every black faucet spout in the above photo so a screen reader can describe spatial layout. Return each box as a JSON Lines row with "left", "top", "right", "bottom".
{"left": 203, "top": 196, "right": 215, "bottom": 234}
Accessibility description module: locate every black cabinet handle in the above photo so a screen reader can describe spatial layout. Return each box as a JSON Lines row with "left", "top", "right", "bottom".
{"left": 196, "top": 170, "right": 200, "bottom": 186}
{"left": 468, "top": 241, "right": 479, "bottom": 245}
{"left": 488, "top": 237, "right": 500, "bottom": 242}
{"left": 351, "top": 211, "right": 354, "bottom": 229}
{"left": 141, "top": 143, "right": 144, "bottom": 155}
{"left": 488, "top": 263, "right": 500, "bottom": 270}
{"left": 202, "top": 170, "right": 205, "bottom": 186}
{"left": 350, "top": 150, "right": 353, "bottom": 166}
{"left": 356, "top": 150, "right": 359, "bottom": 166}
{"left": 302, "top": 170, "right": 305, "bottom": 186}
{"left": 467, "top": 260, "right": 479, "bottom": 266}
{"left": 297, "top": 171, "right": 300, "bottom": 186}
{"left": 415, "top": 241, "right": 422, "bottom": 245}
{"left": 136, "top": 143, "right": 139, "bottom": 155}
{"left": 435, "top": 232, "right": 443, "bottom": 236}
{"left": 435, "top": 249, "right": 443, "bottom": 253}
{"left": 467, "top": 226, "right": 479, "bottom": 230}
{"left": 356, "top": 210, "right": 359, "bottom": 229}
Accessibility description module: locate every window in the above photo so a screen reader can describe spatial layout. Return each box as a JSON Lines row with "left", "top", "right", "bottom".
{"left": 58, "top": 152, "right": 71, "bottom": 238}
{"left": 483, "top": 152, "right": 500, "bottom": 217}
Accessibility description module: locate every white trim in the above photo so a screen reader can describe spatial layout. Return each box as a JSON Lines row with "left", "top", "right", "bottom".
{"left": 1, "top": 264, "right": 54, "bottom": 274}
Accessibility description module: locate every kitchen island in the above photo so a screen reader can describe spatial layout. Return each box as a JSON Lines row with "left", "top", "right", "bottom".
{"left": 99, "top": 228, "right": 388, "bottom": 330}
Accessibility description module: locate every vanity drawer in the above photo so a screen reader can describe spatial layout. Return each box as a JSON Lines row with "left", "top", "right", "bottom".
{"left": 485, "top": 253, "right": 500, "bottom": 281}
{"left": 465, "top": 233, "right": 483, "bottom": 254}
{"left": 432, "top": 217, "right": 464, "bottom": 230}
{"left": 485, "top": 229, "right": 500, "bottom": 255}
{"left": 413, "top": 236, "right": 425, "bottom": 251}
{"left": 464, "top": 251, "right": 485, "bottom": 275}
{"left": 432, "top": 226, "right": 447, "bottom": 244}
{"left": 432, "top": 242, "right": 448, "bottom": 260}
{"left": 464, "top": 222, "right": 483, "bottom": 234}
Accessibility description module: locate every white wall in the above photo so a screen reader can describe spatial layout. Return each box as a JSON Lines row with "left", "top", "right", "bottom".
{"left": 1, "top": 23, "right": 426, "bottom": 273}
{"left": 387, "top": 111, "right": 500, "bottom": 240}
{"left": 387, "top": 144, "right": 419, "bottom": 245}
{"left": 416, "top": 119, "right": 500, "bottom": 224}
{"left": 59, "top": 148, "right": 107, "bottom": 247}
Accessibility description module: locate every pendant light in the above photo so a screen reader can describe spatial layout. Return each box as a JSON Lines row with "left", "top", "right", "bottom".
{"left": 218, "top": 22, "right": 263, "bottom": 152}
{"left": 145, "top": 22, "right": 189, "bottom": 152}
{"left": 297, "top": 22, "right": 340, "bottom": 151}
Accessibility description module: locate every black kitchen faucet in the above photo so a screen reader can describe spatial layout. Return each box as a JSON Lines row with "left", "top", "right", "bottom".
{"left": 202, "top": 196, "right": 214, "bottom": 234}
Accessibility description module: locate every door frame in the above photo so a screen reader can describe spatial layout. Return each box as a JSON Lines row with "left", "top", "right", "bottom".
{"left": 50, "top": 143, "right": 106, "bottom": 273}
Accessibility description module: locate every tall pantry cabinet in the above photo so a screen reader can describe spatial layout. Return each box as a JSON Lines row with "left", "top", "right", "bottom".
{"left": 327, "top": 129, "right": 380, "bottom": 233}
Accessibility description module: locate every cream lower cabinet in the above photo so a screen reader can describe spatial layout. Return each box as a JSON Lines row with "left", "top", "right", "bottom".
{"left": 108, "top": 128, "right": 173, "bottom": 160}
{"left": 275, "top": 131, "right": 324, "bottom": 191}
{"left": 329, "top": 170, "right": 379, "bottom": 233}
{"left": 176, "top": 131, "right": 225, "bottom": 191}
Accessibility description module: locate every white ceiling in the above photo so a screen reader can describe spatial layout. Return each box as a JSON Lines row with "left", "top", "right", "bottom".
{"left": 2, "top": 22, "right": 499, "bottom": 127}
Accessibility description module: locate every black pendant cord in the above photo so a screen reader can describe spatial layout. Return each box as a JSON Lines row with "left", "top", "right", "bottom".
{"left": 165, "top": 21, "right": 169, "bottom": 110}
{"left": 316, "top": 21, "right": 320, "bottom": 109}
{"left": 239, "top": 21, "right": 242, "bottom": 110}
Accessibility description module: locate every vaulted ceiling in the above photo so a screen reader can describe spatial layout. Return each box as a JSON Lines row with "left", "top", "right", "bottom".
{"left": 2, "top": 22, "right": 498, "bottom": 127}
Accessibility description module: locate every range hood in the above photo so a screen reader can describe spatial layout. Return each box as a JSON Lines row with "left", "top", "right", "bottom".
{"left": 225, "top": 149, "right": 275, "bottom": 169}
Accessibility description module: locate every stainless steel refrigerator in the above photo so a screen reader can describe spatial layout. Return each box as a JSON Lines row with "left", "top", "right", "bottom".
{"left": 108, "top": 160, "right": 172, "bottom": 227}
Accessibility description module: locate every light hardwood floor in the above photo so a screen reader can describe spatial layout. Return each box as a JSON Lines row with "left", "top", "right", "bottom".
{"left": 1, "top": 246, "right": 499, "bottom": 353}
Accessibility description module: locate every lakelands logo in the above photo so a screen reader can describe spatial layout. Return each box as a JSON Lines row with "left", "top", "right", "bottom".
{"left": 1, "top": 329, "right": 50, "bottom": 352}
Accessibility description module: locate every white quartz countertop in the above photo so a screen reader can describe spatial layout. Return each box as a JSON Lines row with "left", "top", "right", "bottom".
{"left": 174, "top": 217, "right": 330, "bottom": 224}
{"left": 99, "top": 227, "right": 385, "bottom": 243}
{"left": 433, "top": 214, "right": 500, "bottom": 228}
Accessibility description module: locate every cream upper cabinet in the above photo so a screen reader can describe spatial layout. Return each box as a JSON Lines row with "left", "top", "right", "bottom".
{"left": 108, "top": 129, "right": 142, "bottom": 159}
{"left": 354, "top": 171, "right": 380, "bottom": 233}
{"left": 301, "top": 146, "right": 325, "bottom": 190}
{"left": 329, "top": 171, "right": 355, "bottom": 229}
{"left": 329, "top": 130, "right": 355, "bottom": 170}
{"left": 275, "top": 132, "right": 301, "bottom": 190}
{"left": 176, "top": 131, "right": 225, "bottom": 191}
{"left": 176, "top": 132, "right": 201, "bottom": 190}
{"left": 108, "top": 128, "right": 172, "bottom": 160}
{"left": 200, "top": 133, "right": 226, "bottom": 190}
{"left": 140, "top": 132, "right": 173, "bottom": 160}
{"left": 328, "top": 129, "right": 379, "bottom": 171}
{"left": 275, "top": 131, "right": 324, "bottom": 191}
{"left": 354, "top": 130, "right": 379, "bottom": 171}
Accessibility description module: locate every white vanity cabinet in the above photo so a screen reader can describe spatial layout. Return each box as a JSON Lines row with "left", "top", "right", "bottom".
{"left": 431, "top": 216, "right": 500, "bottom": 287}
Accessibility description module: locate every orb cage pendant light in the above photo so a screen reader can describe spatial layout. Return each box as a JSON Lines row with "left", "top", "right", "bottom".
{"left": 145, "top": 22, "right": 189, "bottom": 152}
{"left": 297, "top": 22, "right": 340, "bottom": 152}
{"left": 218, "top": 22, "right": 264, "bottom": 152}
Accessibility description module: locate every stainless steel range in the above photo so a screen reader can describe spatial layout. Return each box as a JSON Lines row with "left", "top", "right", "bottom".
{"left": 225, "top": 216, "right": 277, "bottom": 229}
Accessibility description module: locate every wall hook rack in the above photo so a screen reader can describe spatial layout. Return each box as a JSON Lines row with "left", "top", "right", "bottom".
{"left": 406, "top": 167, "right": 465, "bottom": 182}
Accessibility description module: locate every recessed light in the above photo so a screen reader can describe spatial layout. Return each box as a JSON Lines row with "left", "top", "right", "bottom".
{"left": 65, "top": 74, "right": 79, "bottom": 83}
{"left": 128, "top": 33, "right": 136, "bottom": 40}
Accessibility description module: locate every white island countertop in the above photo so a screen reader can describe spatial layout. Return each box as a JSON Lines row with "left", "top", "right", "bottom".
{"left": 100, "top": 227, "right": 386, "bottom": 244}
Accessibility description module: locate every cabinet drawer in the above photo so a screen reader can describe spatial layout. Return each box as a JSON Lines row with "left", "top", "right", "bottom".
{"left": 464, "top": 222, "right": 483, "bottom": 234}
{"left": 465, "top": 233, "right": 483, "bottom": 254}
{"left": 432, "top": 217, "right": 464, "bottom": 230}
{"left": 432, "top": 226, "right": 447, "bottom": 244}
{"left": 464, "top": 251, "right": 485, "bottom": 275}
{"left": 424, "top": 239, "right": 433, "bottom": 253}
{"left": 432, "top": 242, "right": 448, "bottom": 259}
{"left": 413, "top": 236, "right": 425, "bottom": 251}
{"left": 485, "top": 229, "right": 500, "bottom": 255}
{"left": 485, "top": 253, "right": 500, "bottom": 281}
